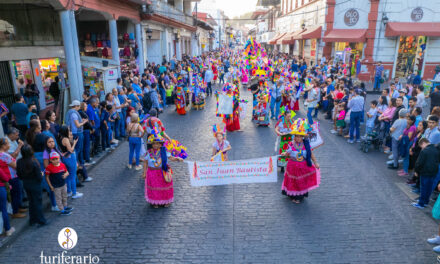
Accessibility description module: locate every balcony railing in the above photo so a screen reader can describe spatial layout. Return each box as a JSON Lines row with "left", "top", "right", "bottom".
{"left": 150, "top": 0, "right": 194, "bottom": 26}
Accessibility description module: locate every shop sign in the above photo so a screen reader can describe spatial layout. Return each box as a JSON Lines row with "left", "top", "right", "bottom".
{"left": 310, "top": 39, "right": 317, "bottom": 57}
{"left": 344, "top": 9, "right": 359, "bottom": 26}
{"left": 411, "top": 7, "right": 423, "bottom": 22}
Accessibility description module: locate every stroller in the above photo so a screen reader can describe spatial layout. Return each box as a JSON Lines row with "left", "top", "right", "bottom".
{"left": 359, "top": 130, "right": 383, "bottom": 153}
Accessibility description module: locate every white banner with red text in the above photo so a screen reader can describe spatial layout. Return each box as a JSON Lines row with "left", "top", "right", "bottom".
{"left": 187, "top": 156, "right": 277, "bottom": 187}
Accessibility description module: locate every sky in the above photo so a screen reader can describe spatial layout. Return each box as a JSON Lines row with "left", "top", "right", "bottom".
{"left": 212, "top": 0, "right": 258, "bottom": 18}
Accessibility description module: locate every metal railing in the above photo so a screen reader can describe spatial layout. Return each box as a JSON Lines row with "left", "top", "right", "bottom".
{"left": 150, "top": 0, "right": 194, "bottom": 26}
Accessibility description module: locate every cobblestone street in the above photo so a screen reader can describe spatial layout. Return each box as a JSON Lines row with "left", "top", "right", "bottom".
{"left": 0, "top": 86, "right": 438, "bottom": 264}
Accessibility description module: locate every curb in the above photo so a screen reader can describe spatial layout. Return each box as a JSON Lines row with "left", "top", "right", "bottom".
{"left": 0, "top": 140, "right": 126, "bottom": 250}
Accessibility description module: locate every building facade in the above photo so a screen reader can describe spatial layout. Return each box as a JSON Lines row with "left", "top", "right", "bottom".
{"left": 270, "top": 0, "right": 440, "bottom": 82}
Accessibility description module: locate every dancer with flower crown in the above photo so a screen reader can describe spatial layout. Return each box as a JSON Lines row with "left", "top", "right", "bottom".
{"left": 143, "top": 130, "right": 184, "bottom": 208}
{"left": 280, "top": 119, "right": 320, "bottom": 204}
{"left": 211, "top": 124, "right": 231, "bottom": 162}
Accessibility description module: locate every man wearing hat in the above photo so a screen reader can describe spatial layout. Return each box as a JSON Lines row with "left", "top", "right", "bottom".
{"left": 399, "top": 88, "right": 409, "bottom": 109}
{"left": 66, "top": 100, "right": 88, "bottom": 165}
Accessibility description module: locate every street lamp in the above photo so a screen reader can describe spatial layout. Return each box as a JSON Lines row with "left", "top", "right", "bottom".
{"left": 301, "top": 23, "right": 306, "bottom": 30}
{"left": 382, "top": 13, "right": 389, "bottom": 25}
{"left": 146, "top": 27, "right": 153, "bottom": 39}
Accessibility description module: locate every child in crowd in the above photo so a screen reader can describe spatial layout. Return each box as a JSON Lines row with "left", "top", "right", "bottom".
{"left": 166, "top": 81, "right": 174, "bottom": 105}
{"left": 335, "top": 102, "right": 346, "bottom": 136}
{"left": 45, "top": 152, "right": 73, "bottom": 216}
{"left": 100, "top": 102, "right": 110, "bottom": 151}
{"left": 365, "top": 100, "right": 378, "bottom": 136}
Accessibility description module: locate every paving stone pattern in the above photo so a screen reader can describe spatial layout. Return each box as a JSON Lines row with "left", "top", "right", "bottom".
{"left": 0, "top": 85, "right": 438, "bottom": 264}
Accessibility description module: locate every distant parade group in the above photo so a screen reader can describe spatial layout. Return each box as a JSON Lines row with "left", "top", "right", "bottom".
{"left": 136, "top": 37, "right": 321, "bottom": 208}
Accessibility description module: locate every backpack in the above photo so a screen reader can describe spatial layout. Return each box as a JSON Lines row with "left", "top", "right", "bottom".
{"left": 142, "top": 91, "right": 153, "bottom": 113}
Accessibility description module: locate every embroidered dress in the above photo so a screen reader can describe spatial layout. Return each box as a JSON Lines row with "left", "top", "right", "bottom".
{"left": 144, "top": 149, "right": 173, "bottom": 205}
{"left": 212, "top": 140, "right": 230, "bottom": 161}
{"left": 282, "top": 142, "right": 320, "bottom": 198}
{"left": 175, "top": 89, "right": 186, "bottom": 115}
{"left": 277, "top": 119, "right": 293, "bottom": 167}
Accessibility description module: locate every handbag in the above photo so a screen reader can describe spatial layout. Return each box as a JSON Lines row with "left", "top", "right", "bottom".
{"left": 163, "top": 166, "right": 173, "bottom": 183}
{"left": 433, "top": 196, "right": 440, "bottom": 219}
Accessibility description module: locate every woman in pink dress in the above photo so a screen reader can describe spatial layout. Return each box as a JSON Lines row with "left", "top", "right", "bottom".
{"left": 280, "top": 119, "right": 320, "bottom": 204}
{"left": 143, "top": 131, "right": 183, "bottom": 208}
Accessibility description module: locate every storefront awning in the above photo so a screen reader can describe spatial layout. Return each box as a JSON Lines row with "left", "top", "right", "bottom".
{"left": 299, "top": 26, "right": 322, "bottom": 40}
{"left": 268, "top": 33, "right": 286, "bottom": 45}
{"left": 385, "top": 22, "right": 440, "bottom": 37}
{"left": 281, "top": 29, "right": 306, "bottom": 44}
{"left": 276, "top": 33, "right": 288, "bottom": 44}
{"left": 322, "top": 29, "right": 367, "bottom": 43}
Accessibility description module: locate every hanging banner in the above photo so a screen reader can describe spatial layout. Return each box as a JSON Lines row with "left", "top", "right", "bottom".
{"left": 187, "top": 156, "right": 277, "bottom": 187}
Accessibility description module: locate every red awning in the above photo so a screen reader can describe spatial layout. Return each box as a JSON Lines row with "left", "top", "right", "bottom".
{"left": 268, "top": 33, "right": 285, "bottom": 45}
{"left": 280, "top": 32, "right": 295, "bottom": 44}
{"left": 276, "top": 33, "right": 288, "bottom": 44}
{"left": 322, "top": 29, "right": 367, "bottom": 42}
{"left": 385, "top": 22, "right": 440, "bottom": 37}
{"left": 299, "top": 26, "right": 322, "bottom": 40}
{"left": 291, "top": 29, "right": 307, "bottom": 40}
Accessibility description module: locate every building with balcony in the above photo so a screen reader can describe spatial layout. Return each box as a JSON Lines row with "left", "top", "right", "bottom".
{"left": 141, "top": 0, "right": 199, "bottom": 64}
{"left": 0, "top": 0, "right": 144, "bottom": 121}
{"left": 194, "top": 0, "right": 228, "bottom": 50}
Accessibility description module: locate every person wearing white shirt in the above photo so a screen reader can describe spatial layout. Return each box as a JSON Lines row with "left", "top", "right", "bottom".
{"left": 6, "top": 128, "right": 23, "bottom": 160}
{"left": 416, "top": 85, "right": 426, "bottom": 108}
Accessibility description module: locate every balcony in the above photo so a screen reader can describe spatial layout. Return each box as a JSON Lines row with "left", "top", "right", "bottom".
{"left": 150, "top": 0, "right": 194, "bottom": 26}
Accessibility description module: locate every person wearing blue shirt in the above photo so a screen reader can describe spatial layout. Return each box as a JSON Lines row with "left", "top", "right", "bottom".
{"left": 131, "top": 77, "right": 143, "bottom": 97}
{"left": 11, "top": 94, "right": 29, "bottom": 139}
{"left": 291, "top": 61, "right": 299, "bottom": 73}
{"left": 300, "top": 63, "right": 307, "bottom": 74}
{"left": 150, "top": 83, "right": 161, "bottom": 111}
{"left": 373, "top": 62, "right": 384, "bottom": 91}
{"left": 413, "top": 71, "right": 422, "bottom": 86}
{"left": 87, "top": 98, "right": 101, "bottom": 155}
{"left": 347, "top": 89, "right": 365, "bottom": 143}
{"left": 100, "top": 103, "right": 110, "bottom": 151}
{"left": 269, "top": 80, "right": 284, "bottom": 120}
{"left": 25, "top": 103, "right": 38, "bottom": 128}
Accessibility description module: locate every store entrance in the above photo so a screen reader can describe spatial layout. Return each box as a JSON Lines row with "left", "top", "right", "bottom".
{"left": 395, "top": 36, "right": 427, "bottom": 78}
{"left": 0, "top": 62, "right": 16, "bottom": 108}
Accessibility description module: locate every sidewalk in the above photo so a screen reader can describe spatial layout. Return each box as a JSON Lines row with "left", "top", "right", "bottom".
{"left": 0, "top": 140, "right": 125, "bottom": 248}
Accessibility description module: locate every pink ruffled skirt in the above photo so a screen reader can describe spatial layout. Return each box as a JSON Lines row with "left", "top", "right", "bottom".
{"left": 282, "top": 160, "right": 320, "bottom": 196}
{"left": 145, "top": 168, "right": 174, "bottom": 205}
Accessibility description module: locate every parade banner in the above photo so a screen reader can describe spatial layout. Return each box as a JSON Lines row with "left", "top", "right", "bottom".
{"left": 187, "top": 156, "right": 277, "bottom": 187}
{"left": 309, "top": 122, "right": 324, "bottom": 150}
{"left": 216, "top": 94, "right": 233, "bottom": 117}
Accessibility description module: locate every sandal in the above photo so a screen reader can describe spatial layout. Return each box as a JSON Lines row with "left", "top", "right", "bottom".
{"left": 292, "top": 199, "right": 301, "bottom": 204}
{"left": 164, "top": 204, "right": 170, "bottom": 208}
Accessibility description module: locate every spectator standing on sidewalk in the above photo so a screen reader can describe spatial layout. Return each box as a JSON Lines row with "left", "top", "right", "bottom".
{"left": 0, "top": 137, "right": 25, "bottom": 219}
{"left": 387, "top": 109, "right": 408, "bottom": 170}
{"left": 373, "top": 62, "right": 384, "bottom": 92}
{"left": 66, "top": 100, "right": 88, "bottom": 166}
{"left": 11, "top": 94, "right": 29, "bottom": 139}
{"left": 0, "top": 169, "right": 14, "bottom": 236}
{"left": 347, "top": 89, "right": 365, "bottom": 143}
{"left": 412, "top": 138, "right": 439, "bottom": 209}
{"left": 49, "top": 77, "right": 61, "bottom": 113}
{"left": 416, "top": 86, "right": 426, "bottom": 108}
{"left": 58, "top": 126, "right": 83, "bottom": 199}
{"left": 16, "top": 145, "right": 47, "bottom": 226}
{"left": 79, "top": 102, "right": 94, "bottom": 166}
{"left": 430, "top": 86, "right": 440, "bottom": 113}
